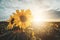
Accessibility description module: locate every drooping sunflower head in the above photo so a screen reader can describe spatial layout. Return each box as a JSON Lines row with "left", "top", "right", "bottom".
{"left": 7, "top": 9, "right": 32, "bottom": 29}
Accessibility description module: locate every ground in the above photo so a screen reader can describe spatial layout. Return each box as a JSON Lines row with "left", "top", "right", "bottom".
{"left": 0, "top": 21, "right": 60, "bottom": 40}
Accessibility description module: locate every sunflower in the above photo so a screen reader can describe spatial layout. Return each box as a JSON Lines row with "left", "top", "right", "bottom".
{"left": 7, "top": 9, "right": 32, "bottom": 29}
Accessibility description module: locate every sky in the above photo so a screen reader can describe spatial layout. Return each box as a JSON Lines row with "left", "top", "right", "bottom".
{"left": 0, "top": 0, "right": 60, "bottom": 21}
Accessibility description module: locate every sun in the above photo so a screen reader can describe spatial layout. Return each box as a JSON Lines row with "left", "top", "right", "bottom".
{"left": 31, "top": 9, "right": 48, "bottom": 23}
{"left": 32, "top": 16, "right": 42, "bottom": 23}
{"left": 32, "top": 14, "right": 47, "bottom": 23}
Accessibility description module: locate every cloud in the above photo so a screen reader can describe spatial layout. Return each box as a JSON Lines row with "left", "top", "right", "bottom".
{"left": 0, "top": 0, "right": 60, "bottom": 21}
{"left": 46, "top": 9, "right": 60, "bottom": 19}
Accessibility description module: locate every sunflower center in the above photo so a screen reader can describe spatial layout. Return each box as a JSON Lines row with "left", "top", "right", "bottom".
{"left": 20, "top": 15, "right": 27, "bottom": 22}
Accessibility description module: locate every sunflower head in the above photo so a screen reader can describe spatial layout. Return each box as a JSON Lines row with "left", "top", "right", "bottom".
{"left": 7, "top": 9, "right": 32, "bottom": 29}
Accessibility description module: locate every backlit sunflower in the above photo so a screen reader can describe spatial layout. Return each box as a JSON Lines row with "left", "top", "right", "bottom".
{"left": 7, "top": 9, "right": 32, "bottom": 29}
